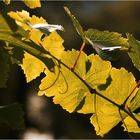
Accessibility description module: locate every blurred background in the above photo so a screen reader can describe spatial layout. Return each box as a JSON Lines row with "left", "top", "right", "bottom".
{"left": 0, "top": 1, "right": 140, "bottom": 139}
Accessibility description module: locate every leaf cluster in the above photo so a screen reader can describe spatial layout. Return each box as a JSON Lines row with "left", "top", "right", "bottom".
{"left": 0, "top": 2, "right": 140, "bottom": 137}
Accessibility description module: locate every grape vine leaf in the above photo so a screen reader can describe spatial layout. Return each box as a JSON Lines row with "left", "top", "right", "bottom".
{"left": 41, "top": 32, "right": 64, "bottom": 59}
{"left": 0, "top": 103, "right": 24, "bottom": 130}
{"left": 123, "top": 113, "right": 140, "bottom": 133}
{"left": 8, "top": 10, "right": 65, "bottom": 58}
{"left": 127, "top": 33, "right": 140, "bottom": 71}
{"left": 84, "top": 29, "right": 129, "bottom": 60}
{"left": 23, "top": 0, "right": 41, "bottom": 9}
{"left": 64, "top": 7, "right": 84, "bottom": 39}
{"left": 21, "top": 52, "right": 45, "bottom": 83}
{"left": 8, "top": 10, "right": 44, "bottom": 43}
{"left": 90, "top": 68, "right": 138, "bottom": 136}
{"left": 85, "top": 54, "right": 111, "bottom": 89}
{"left": 85, "top": 29, "right": 128, "bottom": 47}
{"left": 39, "top": 50, "right": 111, "bottom": 113}
{"left": 77, "top": 92, "right": 95, "bottom": 114}
{"left": 128, "top": 89, "right": 140, "bottom": 112}
{"left": 0, "top": 47, "right": 10, "bottom": 88}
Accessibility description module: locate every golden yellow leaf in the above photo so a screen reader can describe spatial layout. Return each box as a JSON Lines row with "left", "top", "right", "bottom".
{"left": 41, "top": 32, "right": 64, "bottom": 59}
{"left": 23, "top": 0, "right": 41, "bottom": 9}
{"left": 21, "top": 52, "right": 45, "bottom": 82}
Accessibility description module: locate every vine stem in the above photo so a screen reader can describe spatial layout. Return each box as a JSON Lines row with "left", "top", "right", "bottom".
{"left": 0, "top": 35, "right": 140, "bottom": 125}
{"left": 71, "top": 41, "right": 86, "bottom": 70}
{"left": 45, "top": 52, "right": 140, "bottom": 126}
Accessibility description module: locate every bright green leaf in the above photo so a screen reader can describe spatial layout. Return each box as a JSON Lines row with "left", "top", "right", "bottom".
{"left": 0, "top": 103, "right": 24, "bottom": 130}
{"left": 23, "top": 0, "right": 41, "bottom": 9}
{"left": 123, "top": 113, "right": 140, "bottom": 133}
{"left": 64, "top": 7, "right": 84, "bottom": 39}
{"left": 127, "top": 34, "right": 140, "bottom": 71}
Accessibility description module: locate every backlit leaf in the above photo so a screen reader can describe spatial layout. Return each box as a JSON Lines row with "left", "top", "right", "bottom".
{"left": 8, "top": 10, "right": 47, "bottom": 44}
{"left": 77, "top": 92, "right": 95, "bottom": 114}
{"left": 128, "top": 89, "right": 140, "bottom": 112}
{"left": 127, "top": 34, "right": 140, "bottom": 71}
{"left": 41, "top": 32, "right": 64, "bottom": 59}
{"left": 85, "top": 54, "right": 111, "bottom": 89}
{"left": 123, "top": 114, "right": 140, "bottom": 133}
{"left": 21, "top": 52, "right": 45, "bottom": 82}
{"left": 23, "top": 0, "right": 41, "bottom": 9}
{"left": 90, "top": 68, "right": 138, "bottom": 136}
{"left": 39, "top": 50, "right": 111, "bottom": 113}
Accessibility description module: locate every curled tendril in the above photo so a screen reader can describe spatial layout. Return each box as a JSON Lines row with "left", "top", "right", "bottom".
{"left": 39, "top": 63, "right": 61, "bottom": 91}
{"left": 39, "top": 61, "right": 68, "bottom": 94}
{"left": 94, "top": 94, "right": 101, "bottom": 134}
{"left": 58, "top": 69, "right": 68, "bottom": 94}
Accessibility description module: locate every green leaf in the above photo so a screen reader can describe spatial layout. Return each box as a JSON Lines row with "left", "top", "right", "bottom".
{"left": 84, "top": 29, "right": 129, "bottom": 60}
{"left": 64, "top": 7, "right": 84, "bottom": 39}
{"left": 21, "top": 52, "right": 45, "bottom": 82}
{"left": 39, "top": 50, "right": 111, "bottom": 113}
{"left": 90, "top": 68, "right": 137, "bottom": 136}
{"left": 123, "top": 113, "right": 140, "bottom": 133}
{"left": 127, "top": 34, "right": 140, "bottom": 71}
{"left": 23, "top": 0, "right": 41, "bottom": 9}
{"left": 0, "top": 103, "right": 24, "bottom": 130}
{"left": 85, "top": 29, "right": 128, "bottom": 47}
{"left": 0, "top": 47, "right": 10, "bottom": 88}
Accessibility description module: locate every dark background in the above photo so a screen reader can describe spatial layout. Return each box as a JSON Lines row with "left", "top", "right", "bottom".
{"left": 0, "top": 1, "right": 140, "bottom": 139}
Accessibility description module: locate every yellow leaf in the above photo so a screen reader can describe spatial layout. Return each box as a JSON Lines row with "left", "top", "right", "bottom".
{"left": 8, "top": 10, "right": 31, "bottom": 30}
{"left": 8, "top": 10, "right": 48, "bottom": 44}
{"left": 23, "top": 0, "right": 41, "bottom": 9}
{"left": 90, "top": 68, "right": 137, "bottom": 136}
{"left": 41, "top": 32, "right": 64, "bottom": 59}
{"left": 21, "top": 52, "right": 45, "bottom": 82}
{"left": 78, "top": 92, "right": 95, "bottom": 114}
{"left": 123, "top": 114, "right": 140, "bottom": 133}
